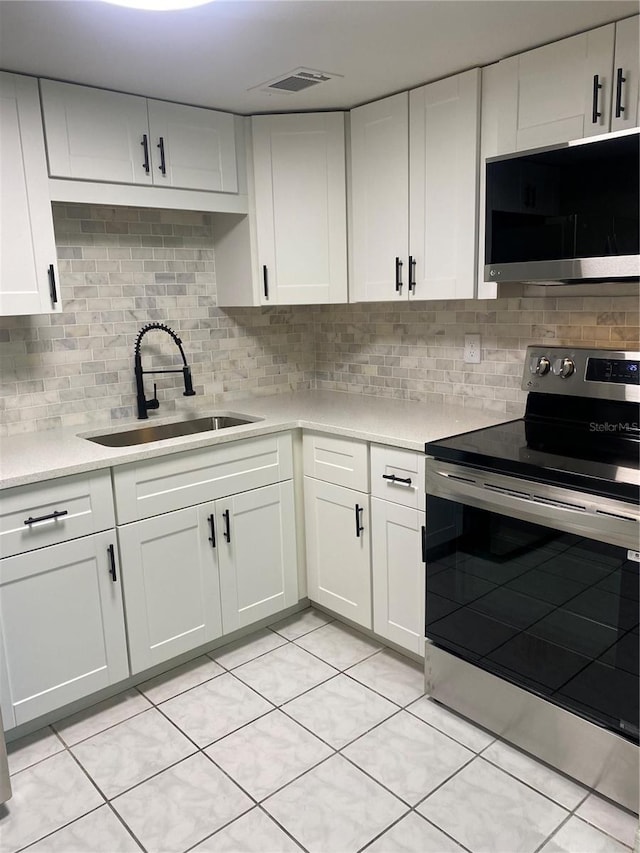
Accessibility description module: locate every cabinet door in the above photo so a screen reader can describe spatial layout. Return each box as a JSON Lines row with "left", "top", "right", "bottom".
{"left": 147, "top": 100, "right": 237, "bottom": 192}
{"left": 252, "top": 112, "right": 348, "bottom": 304}
{"left": 496, "top": 25, "right": 615, "bottom": 152}
{"left": 611, "top": 16, "right": 639, "bottom": 131}
{"left": 218, "top": 482, "right": 297, "bottom": 632}
{"left": 0, "top": 531, "right": 128, "bottom": 727}
{"left": 118, "top": 505, "right": 222, "bottom": 674}
{"left": 371, "top": 499, "right": 425, "bottom": 656}
{"left": 350, "top": 93, "right": 409, "bottom": 302}
{"left": 0, "top": 72, "right": 60, "bottom": 316}
{"left": 40, "top": 79, "right": 151, "bottom": 184}
{"left": 304, "top": 477, "right": 371, "bottom": 628}
{"left": 409, "top": 69, "right": 480, "bottom": 301}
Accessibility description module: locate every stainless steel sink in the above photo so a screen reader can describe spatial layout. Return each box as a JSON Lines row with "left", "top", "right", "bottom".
{"left": 84, "top": 415, "right": 261, "bottom": 447}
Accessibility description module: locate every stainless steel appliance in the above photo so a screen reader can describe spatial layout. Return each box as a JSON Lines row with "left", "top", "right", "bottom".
{"left": 484, "top": 130, "right": 640, "bottom": 284}
{"left": 424, "top": 346, "right": 639, "bottom": 812}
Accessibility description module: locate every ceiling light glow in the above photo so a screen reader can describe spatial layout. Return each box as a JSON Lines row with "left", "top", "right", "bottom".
{"left": 102, "top": 0, "right": 213, "bottom": 10}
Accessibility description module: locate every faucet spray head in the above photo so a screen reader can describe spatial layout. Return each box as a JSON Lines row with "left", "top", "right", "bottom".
{"left": 183, "top": 366, "right": 196, "bottom": 396}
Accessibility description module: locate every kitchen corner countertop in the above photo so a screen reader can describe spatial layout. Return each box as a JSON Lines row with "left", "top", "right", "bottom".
{"left": 0, "top": 390, "right": 517, "bottom": 490}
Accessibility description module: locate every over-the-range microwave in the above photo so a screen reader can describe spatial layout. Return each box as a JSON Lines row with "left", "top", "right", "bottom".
{"left": 484, "top": 129, "right": 639, "bottom": 285}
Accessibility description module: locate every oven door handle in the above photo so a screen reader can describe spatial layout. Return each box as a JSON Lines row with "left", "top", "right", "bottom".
{"left": 425, "top": 459, "right": 639, "bottom": 551}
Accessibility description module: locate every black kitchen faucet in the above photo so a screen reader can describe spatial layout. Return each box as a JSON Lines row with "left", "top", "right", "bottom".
{"left": 134, "top": 322, "right": 196, "bottom": 419}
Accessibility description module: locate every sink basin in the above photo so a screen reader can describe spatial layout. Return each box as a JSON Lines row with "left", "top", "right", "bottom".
{"left": 84, "top": 415, "right": 261, "bottom": 447}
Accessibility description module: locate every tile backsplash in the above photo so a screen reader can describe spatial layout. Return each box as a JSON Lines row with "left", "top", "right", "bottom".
{"left": 0, "top": 203, "right": 638, "bottom": 435}
{"left": 0, "top": 205, "right": 314, "bottom": 436}
{"left": 314, "top": 295, "right": 639, "bottom": 416}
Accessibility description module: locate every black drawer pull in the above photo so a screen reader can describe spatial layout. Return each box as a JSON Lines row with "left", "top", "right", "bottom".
{"left": 615, "top": 67, "right": 626, "bottom": 118}
{"left": 355, "top": 504, "right": 364, "bottom": 538}
{"left": 592, "top": 74, "right": 602, "bottom": 124}
{"left": 222, "top": 509, "right": 231, "bottom": 543}
{"left": 263, "top": 265, "right": 269, "bottom": 300}
{"left": 141, "top": 134, "right": 150, "bottom": 173}
{"left": 24, "top": 509, "right": 68, "bottom": 526}
{"left": 157, "top": 136, "right": 167, "bottom": 175}
{"left": 208, "top": 513, "right": 216, "bottom": 548}
{"left": 107, "top": 543, "right": 117, "bottom": 582}
{"left": 48, "top": 264, "right": 58, "bottom": 305}
{"left": 382, "top": 473, "right": 412, "bottom": 486}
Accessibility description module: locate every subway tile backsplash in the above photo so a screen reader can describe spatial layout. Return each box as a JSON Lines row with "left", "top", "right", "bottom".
{"left": 0, "top": 204, "right": 638, "bottom": 435}
{"left": 0, "top": 205, "right": 314, "bottom": 436}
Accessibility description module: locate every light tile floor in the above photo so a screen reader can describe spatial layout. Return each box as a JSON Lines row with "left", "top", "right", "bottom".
{"left": 1, "top": 609, "right": 638, "bottom": 853}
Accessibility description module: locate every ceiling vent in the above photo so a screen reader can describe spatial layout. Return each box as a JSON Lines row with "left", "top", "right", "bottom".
{"left": 250, "top": 67, "right": 342, "bottom": 96}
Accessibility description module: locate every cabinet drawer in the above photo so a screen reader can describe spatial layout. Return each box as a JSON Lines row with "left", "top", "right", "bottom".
{"left": 302, "top": 432, "right": 369, "bottom": 491}
{"left": 0, "top": 470, "right": 114, "bottom": 559}
{"left": 113, "top": 433, "right": 293, "bottom": 523}
{"left": 370, "top": 445, "right": 425, "bottom": 511}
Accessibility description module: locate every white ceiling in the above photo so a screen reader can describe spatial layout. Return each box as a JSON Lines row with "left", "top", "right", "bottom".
{"left": 0, "top": 0, "right": 638, "bottom": 115}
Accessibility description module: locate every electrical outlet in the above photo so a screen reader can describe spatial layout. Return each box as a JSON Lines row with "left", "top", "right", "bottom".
{"left": 464, "top": 333, "right": 481, "bottom": 364}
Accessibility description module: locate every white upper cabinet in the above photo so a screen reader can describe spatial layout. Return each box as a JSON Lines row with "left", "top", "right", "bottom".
{"left": 40, "top": 79, "right": 237, "bottom": 192}
{"left": 409, "top": 70, "right": 481, "bottom": 301}
{"left": 41, "top": 81, "right": 151, "bottom": 184}
{"left": 350, "top": 69, "right": 480, "bottom": 302}
{"left": 0, "top": 72, "right": 61, "bottom": 316}
{"left": 350, "top": 92, "right": 409, "bottom": 302}
{"left": 146, "top": 99, "right": 238, "bottom": 192}
{"left": 495, "top": 24, "right": 617, "bottom": 152}
{"left": 611, "top": 16, "right": 639, "bottom": 132}
{"left": 251, "top": 112, "right": 348, "bottom": 304}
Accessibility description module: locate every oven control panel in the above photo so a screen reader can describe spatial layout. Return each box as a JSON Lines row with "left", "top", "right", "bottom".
{"left": 523, "top": 346, "right": 640, "bottom": 402}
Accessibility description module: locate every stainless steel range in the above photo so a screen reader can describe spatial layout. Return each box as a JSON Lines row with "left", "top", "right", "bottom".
{"left": 424, "top": 346, "right": 639, "bottom": 812}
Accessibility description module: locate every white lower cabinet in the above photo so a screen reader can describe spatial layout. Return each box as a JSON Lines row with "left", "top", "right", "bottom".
{"left": 0, "top": 531, "right": 129, "bottom": 727}
{"left": 117, "top": 504, "right": 223, "bottom": 674}
{"left": 370, "top": 444, "right": 426, "bottom": 655}
{"left": 118, "top": 483, "right": 298, "bottom": 675}
{"left": 113, "top": 435, "right": 298, "bottom": 675}
{"left": 304, "top": 477, "right": 372, "bottom": 628}
{"left": 371, "top": 499, "right": 425, "bottom": 656}
{"left": 218, "top": 482, "right": 297, "bottom": 633}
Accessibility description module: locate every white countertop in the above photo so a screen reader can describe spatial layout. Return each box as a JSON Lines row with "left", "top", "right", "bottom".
{"left": 0, "top": 391, "right": 517, "bottom": 490}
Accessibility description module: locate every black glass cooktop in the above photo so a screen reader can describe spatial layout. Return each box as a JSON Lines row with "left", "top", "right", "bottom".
{"left": 425, "top": 417, "right": 640, "bottom": 504}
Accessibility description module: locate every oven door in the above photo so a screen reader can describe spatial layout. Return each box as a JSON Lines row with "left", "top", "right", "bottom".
{"left": 425, "top": 458, "right": 639, "bottom": 744}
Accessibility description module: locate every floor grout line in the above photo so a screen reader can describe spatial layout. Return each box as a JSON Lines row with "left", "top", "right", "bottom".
{"left": 4, "top": 609, "right": 637, "bottom": 853}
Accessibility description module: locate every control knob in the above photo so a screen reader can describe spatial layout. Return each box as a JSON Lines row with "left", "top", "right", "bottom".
{"left": 553, "top": 357, "right": 575, "bottom": 378}
{"left": 529, "top": 356, "right": 551, "bottom": 376}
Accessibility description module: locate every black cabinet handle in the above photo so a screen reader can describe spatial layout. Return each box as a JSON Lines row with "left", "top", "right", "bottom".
{"left": 24, "top": 509, "right": 68, "bottom": 526}
{"left": 355, "top": 504, "right": 364, "bottom": 538}
{"left": 395, "top": 256, "right": 403, "bottom": 292}
{"left": 408, "top": 256, "right": 416, "bottom": 293}
{"left": 107, "top": 543, "right": 117, "bottom": 582}
{"left": 382, "top": 473, "right": 413, "bottom": 486}
{"left": 207, "top": 513, "right": 216, "bottom": 548}
{"left": 141, "top": 134, "right": 150, "bottom": 173}
{"left": 157, "top": 137, "right": 167, "bottom": 175}
{"left": 263, "top": 265, "right": 269, "bottom": 300}
{"left": 48, "top": 264, "right": 58, "bottom": 305}
{"left": 421, "top": 525, "right": 427, "bottom": 563}
{"left": 592, "top": 74, "right": 602, "bottom": 124}
{"left": 615, "top": 67, "right": 626, "bottom": 118}
{"left": 222, "top": 509, "right": 231, "bottom": 543}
